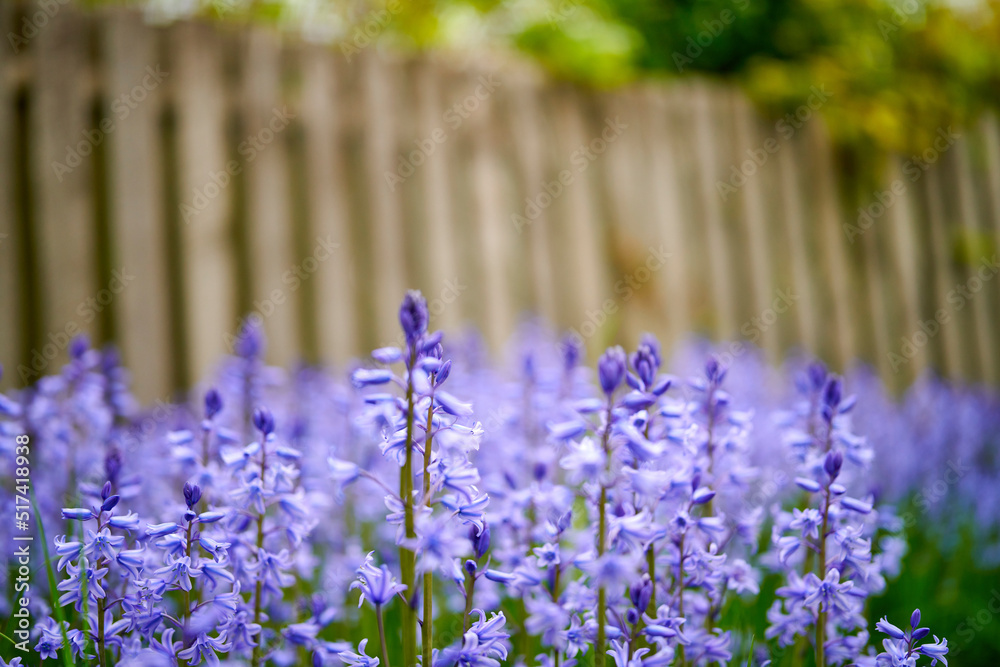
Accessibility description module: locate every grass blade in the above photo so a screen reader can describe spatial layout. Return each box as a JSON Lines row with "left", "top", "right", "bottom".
{"left": 31, "top": 490, "right": 76, "bottom": 667}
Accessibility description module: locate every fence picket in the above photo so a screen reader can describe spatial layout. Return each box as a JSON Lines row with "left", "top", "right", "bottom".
{"left": 31, "top": 8, "right": 97, "bottom": 377}
{"left": 299, "top": 44, "right": 356, "bottom": 364}
{"left": 0, "top": 2, "right": 21, "bottom": 392}
{"left": 240, "top": 27, "right": 299, "bottom": 367}
{"left": 170, "top": 20, "right": 237, "bottom": 382}
{"left": 361, "top": 51, "right": 407, "bottom": 346}
{"left": 692, "top": 84, "right": 736, "bottom": 339}
{"left": 4, "top": 8, "right": 1000, "bottom": 392}
{"left": 101, "top": 10, "right": 172, "bottom": 400}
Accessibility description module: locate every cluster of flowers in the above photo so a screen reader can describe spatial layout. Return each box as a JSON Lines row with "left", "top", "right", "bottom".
{"left": 1, "top": 290, "right": 991, "bottom": 666}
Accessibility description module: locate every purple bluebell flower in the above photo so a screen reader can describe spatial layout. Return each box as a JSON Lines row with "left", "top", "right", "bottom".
{"left": 351, "top": 553, "right": 407, "bottom": 608}
{"left": 598, "top": 346, "right": 627, "bottom": 396}
{"left": 204, "top": 388, "right": 223, "bottom": 419}
{"left": 399, "top": 290, "right": 429, "bottom": 344}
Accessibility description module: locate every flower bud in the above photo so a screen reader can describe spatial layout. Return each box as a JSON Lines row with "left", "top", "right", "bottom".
{"left": 824, "top": 451, "right": 844, "bottom": 480}
{"left": 253, "top": 406, "right": 276, "bottom": 436}
{"left": 204, "top": 388, "right": 223, "bottom": 420}
{"left": 471, "top": 524, "right": 491, "bottom": 559}
{"left": 399, "top": 290, "right": 429, "bottom": 344}
{"left": 101, "top": 495, "right": 120, "bottom": 513}
{"left": 598, "top": 346, "right": 627, "bottom": 396}
{"left": 183, "top": 482, "right": 203, "bottom": 508}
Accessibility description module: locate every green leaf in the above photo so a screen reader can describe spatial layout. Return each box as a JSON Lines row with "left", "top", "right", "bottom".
{"left": 31, "top": 489, "right": 76, "bottom": 667}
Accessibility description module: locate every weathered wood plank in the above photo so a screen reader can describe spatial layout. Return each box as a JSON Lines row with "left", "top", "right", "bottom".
{"left": 731, "top": 93, "right": 778, "bottom": 359}
{"left": 775, "top": 129, "right": 819, "bottom": 357}
{"left": 409, "top": 58, "right": 462, "bottom": 332}
{"left": 101, "top": 10, "right": 172, "bottom": 401}
{"left": 922, "top": 166, "right": 963, "bottom": 377}
{"left": 0, "top": 2, "right": 21, "bottom": 390}
{"left": 643, "top": 87, "right": 689, "bottom": 349}
{"left": 361, "top": 51, "right": 407, "bottom": 345}
{"left": 803, "top": 122, "right": 854, "bottom": 369}
{"left": 506, "top": 73, "right": 558, "bottom": 325}
{"left": 882, "top": 157, "right": 923, "bottom": 385}
{"left": 692, "top": 83, "right": 736, "bottom": 339}
{"left": 550, "top": 86, "right": 609, "bottom": 347}
{"left": 981, "top": 115, "right": 1000, "bottom": 382}
{"left": 298, "top": 44, "right": 355, "bottom": 363}
{"left": 952, "top": 135, "right": 996, "bottom": 384}
{"left": 240, "top": 27, "right": 299, "bottom": 367}
{"left": 171, "top": 20, "right": 237, "bottom": 381}
{"left": 31, "top": 7, "right": 97, "bottom": 378}
{"left": 467, "top": 64, "right": 513, "bottom": 350}
{"left": 859, "top": 204, "right": 893, "bottom": 379}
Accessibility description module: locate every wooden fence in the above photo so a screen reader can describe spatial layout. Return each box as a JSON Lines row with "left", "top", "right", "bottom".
{"left": 2, "top": 4, "right": 1000, "bottom": 402}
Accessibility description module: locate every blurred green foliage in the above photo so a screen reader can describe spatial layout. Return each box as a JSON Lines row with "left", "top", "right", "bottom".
{"left": 162, "top": 0, "right": 1000, "bottom": 178}
{"left": 513, "top": 0, "right": 1000, "bottom": 173}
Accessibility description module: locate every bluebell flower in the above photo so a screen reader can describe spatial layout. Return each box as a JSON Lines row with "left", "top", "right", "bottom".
{"left": 176, "top": 632, "right": 231, "bottom": 665}
{"left": 441, "top": 492, "right": 490, "bottom": 532}
{"left": 598, "top": 346, "right": 627, "bottom": 396}
{"left": 155, "top": 555, "right": 199, "bottom": 592}
{"left": 804, "top": 568, "right": 854, "bottom": 614}
{"left": 339, "top": 638, "right": 380, "bottom": 667}
{"left": 108, "top": 511, "right": 141, "bottom": 532}
{"left": 351, "top": 368, "right": 395, "bottom": 389}
{"left": 57, "top": 558, "right": 108, "bottom": 610}
{"left": 399, "top": 290, "right": 429, "bottom": 344}
{"left": 351, "top": 552, "right": 407, "bottom": 608}
{"left": 84, "top": 527, "right": 124, "bottom": 561}
{"left": 62, "top": 507, "right": 94, "bottom": 521}
{"left": 204, "top": 388, "right": 223, "bottom": 419}
{"left": 252, "top": 405, "right": 276, "bottom": 436}
{"left": 146, "top": 522, "right": 180, "bottom": 537}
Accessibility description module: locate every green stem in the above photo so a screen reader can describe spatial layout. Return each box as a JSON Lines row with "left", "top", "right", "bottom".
{"left": 596, "top": 486, "right": 607, "bottom": 667}
{"left": 463, "top": 570, "right": 475, "bottom": 632}
{"left": 250, "top": 441, "right": 268, "bottom": 667}
{"left": 645, "top": 545, "right": 656, "bottom": 611}
{"left": 400, "top": 345, "right": 418, "bottom": 667}
{"left": 377, "top": 605, "right": 391, "bottom": 667}
{"left": 816, "top": 488, "right": 830, "bottom": 667}
{"left": 93, "top": 515, "right": 108, "bottom": 667}
{"left": 96, "top": 598, "right": 107, "bottom": 667}
{"left": 422, "top": 391, "right": 436, "bottom": 667}
{"left": 676, "top": 532, "right": 686, "bottom": 667}
{"left": 595, "top": 397, "right": 613, "bottom": 667}
{"left": 179, "top": 521, "right": 194, "bottom": 667}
